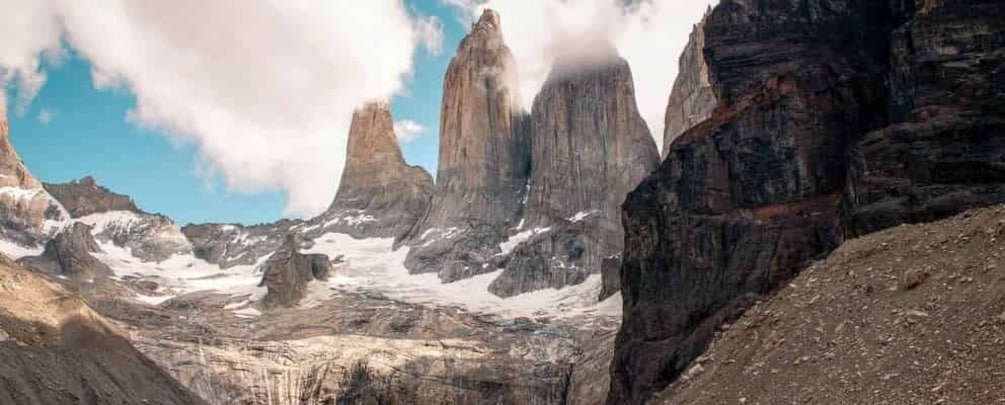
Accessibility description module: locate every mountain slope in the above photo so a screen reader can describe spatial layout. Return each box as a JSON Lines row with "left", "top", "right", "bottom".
{"left": 659, "top": 206, "right": 1005, "bottom": 404}
{"left": 0, "top": 256, "right": 204, "bottom": 404}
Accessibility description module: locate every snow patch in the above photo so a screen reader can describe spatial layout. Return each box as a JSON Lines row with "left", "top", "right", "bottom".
{"left": 498, "top": 227, "right": 551, "bottom": 256}
{"left": 568, "top": 210, "right": 600, "bottom": 223}
{"left": 0, "top": 238, "right": 42, "bottom": 259}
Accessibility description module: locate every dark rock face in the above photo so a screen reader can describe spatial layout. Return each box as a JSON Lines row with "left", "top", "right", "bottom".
{"left": 182, "top": 220, "right": 300, "bottom": 269}
{"left": 610, "top": 1, "right": 1005, "bottom": 403}
{"left": 662, "top": 15, "right": 717, "bottom": 157}
{"left": 18, "top": 223, "right": 111, "bottom": 279}
{"left": 316, "top": 102, "right": 433, "bottom": 240}
{"left": 43, "top": 176, "right": 140, "bottom": 218}
{"left": 404, "top": 9, "right": 531, "bottom": 280}
{"left": 259, "top": 234, "right": 333, "bottom": 308}
{"left": 488, "top": 52, "right": 659, "bottom": 298}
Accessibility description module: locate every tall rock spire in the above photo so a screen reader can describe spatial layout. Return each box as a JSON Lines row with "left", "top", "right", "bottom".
{"left": 315, "top": 102, "right": 433, "bottom": 239}
{"left": 403, "top": 9, "right": 531, "bottom": 282}
{"left": 487, "top": 48, "right": 660, "bottom": 298}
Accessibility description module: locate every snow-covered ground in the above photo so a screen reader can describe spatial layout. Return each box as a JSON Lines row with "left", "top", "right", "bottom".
{"left": 1, "top": 216, "right": 619, "bottom": 321}
{"left": 304, "top": 233, "right": 620, "bottom": 320}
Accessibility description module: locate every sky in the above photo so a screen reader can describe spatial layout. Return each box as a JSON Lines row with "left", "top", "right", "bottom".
{"left": 0, "top": 0, "right": 714, "bottom": 226}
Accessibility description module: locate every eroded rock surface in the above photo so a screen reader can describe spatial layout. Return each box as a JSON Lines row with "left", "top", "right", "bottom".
{"left": 611, "top": 1, "right": 1005, "bottom": 403}
{"left": 18, "top": 222, "right": 110, "bottom": 280}
{"left": 404, "top": 9, "right": 531, "bottom": 280}
{"left": 43, "top": 176, "right": 140, "bottom": 218}
{"left": 182, "top": 220, "right": 299, "bottom": 269}
{"left": 259, "top": 234, "right": 333, "bottom": 308}
{"left": 315, "top": 102, "right": 433, "bottom": 240}
{"left": 0, "top": 117, "right": 66, "bottom": 245}
{"left": 489, "top": 50, "right": 659, "bottom": 298}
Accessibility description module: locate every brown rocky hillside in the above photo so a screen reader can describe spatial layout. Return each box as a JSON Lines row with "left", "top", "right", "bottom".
{"left": 659, "top": 206, "right": 1005, "bottom": 404}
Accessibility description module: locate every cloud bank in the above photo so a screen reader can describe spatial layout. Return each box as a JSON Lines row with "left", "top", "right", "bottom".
{"left": 448, "top": 0, "right": 716, "bottom": 150}
{"left": 394, "top": 120, "right": 425, "bottom": 144}
{"left": 0, "top": 0, "right": 442, "bottom": 217}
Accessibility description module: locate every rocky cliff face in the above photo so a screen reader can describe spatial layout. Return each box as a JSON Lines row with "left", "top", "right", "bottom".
{"left": 404, "top": 9, "right": 531, "bottom": 281}
{"left": 182, "top": 220, "right": 299, "bottom": 269}
{"left": 610, "top": 1, "right": 1005, "bottom": 403}
{"left": 259, "top": 234, "right": 334, "bottom": 308}
{"left": 43, "top": 176, "right": 140, "bottom": 218}
{"left": 488, "top": 51, "right": 659, "bottom": 298}
{"left": 662, "top": 16, "right": 717, "bottom": 157}
{"left": 0, "top": 118, "right": 66, "bottom": 245}
{"left": 18, "top": 222, "right": 111, "bottom": 280}
{"left": 315, "top": 102, "right": 433, "bottom": 240}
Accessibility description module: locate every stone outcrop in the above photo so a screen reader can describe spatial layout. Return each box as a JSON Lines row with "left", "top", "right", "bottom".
{"left": 313, "top": 102, "right": 433, "bottom": 240}
{"left": 488, "top": 50, "right": 659, "bottom": 298}
{"left": 42, "top": 176, "right": 193, "bottom": 262}
{"left": 403, "top": 9, "right": 531, "bottom": 281}
{"left": 80, "top": 211, "right": 192, "bottom": 263}
{"left": 610, "top": 1, "right": 1005, "bottom": 403}
{"left": 259, "top": 234, "right": 334, "bottom": 308}
{"left": 662, "top": 15, "right": 717, "bottom": 157}
{"left": 43, "top": 176, "right": 140, "bottom": 217}
{"left": 0, "top": 258, "right": 205, "bottom": 404}
{"left": 0, "top": 117, "right": 66, "bottom": 244}
{"left": 182, "top": 220, "right": 299, "bottom": 269}
{"left": 18, "top": 222, "right": 111, "bottom": 280}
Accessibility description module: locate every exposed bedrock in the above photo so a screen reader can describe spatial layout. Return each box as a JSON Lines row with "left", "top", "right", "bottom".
{"left": 315, "top": 102, "right": 434, "bottom": 240}
{"left": 18, "top": 222, "right": 111, "bottom": 280}
{"left": 610, "top": 0, "right": 1005, "bottom": 403}
{"left": 489, "top": 48, "right": 659, "bottom": 298}
{"left": 43, "top": 176, "right": 140, "bottom": 218}
{"left": 662, "top": 13, "right": 717, "bottom": 158}
{"left": 403, "top": 9, "right": 531, "bottom": 280}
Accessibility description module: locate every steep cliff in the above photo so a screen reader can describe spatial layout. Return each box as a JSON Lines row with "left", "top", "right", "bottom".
{"left": 662, "top": 16, "right": 717, "bottom": 157}
{"left": 611, "top": 0, "right": 1005, "bottom": 403}
{"left": 488, "top": 50, "right": 659, "bottom": 298}
{"left": 315, "top": 102, "right": 433, "bottom": 240}
{"left": 404, "top": 9, "right": 531, "bottom": 282}
{"left": 0, "top": 118, "right": 66, "bottom": 245}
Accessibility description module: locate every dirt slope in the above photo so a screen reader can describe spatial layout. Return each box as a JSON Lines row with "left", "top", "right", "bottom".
{"left": 660, "top": 206, "right": 1005, "bottom": 404}
{"left": 0, "top": 256, "right": 204, "bottom": 405}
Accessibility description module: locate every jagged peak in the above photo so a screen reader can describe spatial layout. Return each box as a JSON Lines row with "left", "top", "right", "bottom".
{"left": 473, "top": 8, "right": 501, "bottom": 33}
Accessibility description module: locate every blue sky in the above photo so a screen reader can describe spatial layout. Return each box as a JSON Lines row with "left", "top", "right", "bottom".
{"left": 5, "top": 0, "right": 465, "bottom": 226}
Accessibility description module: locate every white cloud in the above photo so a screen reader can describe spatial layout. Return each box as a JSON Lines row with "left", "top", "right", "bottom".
{"left": 414, "top": 16, "right": 446, "bottom": 56}
{"left": 37, "top": 108, "right": 56, "bottom": 125}
{"left": 447, "top": 0, "right": 716, "bottom": 149}
{"left": 0, "top": 0, "right": 441, "bottom": 218}
{"left": 393, "top": 119, "right": 425, "bottom": 144}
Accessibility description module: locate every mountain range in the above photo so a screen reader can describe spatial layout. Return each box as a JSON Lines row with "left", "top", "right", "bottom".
{"left": 0, "top": 1, "right": 1003, "bottom": 404}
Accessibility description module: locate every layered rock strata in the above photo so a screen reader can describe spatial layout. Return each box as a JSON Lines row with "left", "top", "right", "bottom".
{"left": 610, "top": 1, "right": 1005, "bottom": 403}
{"left": 259, "top": 234, "right": 334, "bottom": 308}
{"left": 0, "top": 117, "right": 66, "bottom": 244}
{"left": 18, "top": 222, "right": 111, "bottom": 280}
{"left": 43, "top": 176, "right": 140, "bottom": 217}
{"left": 662, "top": 15, "right": 717, "bottom": 157}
